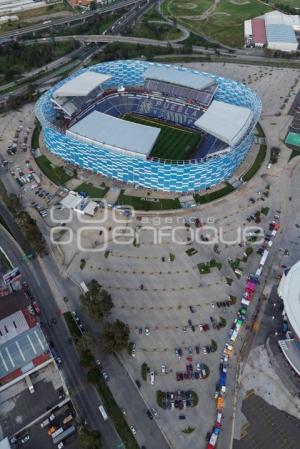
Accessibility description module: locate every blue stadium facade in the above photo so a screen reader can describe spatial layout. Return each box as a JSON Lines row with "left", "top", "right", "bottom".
{"left": 35, "top": 60, "right": 262, "bottom": 192}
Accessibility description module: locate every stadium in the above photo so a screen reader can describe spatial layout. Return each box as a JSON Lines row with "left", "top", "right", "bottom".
{"left": 277, "top": 262, "right": 300, "bottom": 376}
{"left": 35, "top": 60, "right": 262, "bottom": 193}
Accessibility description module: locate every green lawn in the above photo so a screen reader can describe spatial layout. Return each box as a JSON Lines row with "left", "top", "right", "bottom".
{"left": 31, "top": 122, "right": 41, "bottom": 149}
{"left": 127, "top": 20, "right": 182, "bottom": 40}
{"left": 194, "top": 183, "right": 235, "bottom": 204}
{"left": 75, "top": 182, "right": 108, "bottom": 199}
{"left": 117, "top": 193, "right": 181, "bottom": 211}
{"left": 123, "top": 114, "right": 201, "bottom": 161}
{"left": 63, "top": 311, "right": 82, "bottom": 341}
{"left": 170, "top": 0, "right": 213, "bottom": 16}
{"left": 242, "top": 145, "right": 267, "bottom": 182}
{"left": 35, "top": 155, "right": 73, "bottom": 185}
{"left": 272, "top": 0, "right": 299, "bottom": 7}
{"left": 167, "top": 0, "right": 273, "bottom": 47}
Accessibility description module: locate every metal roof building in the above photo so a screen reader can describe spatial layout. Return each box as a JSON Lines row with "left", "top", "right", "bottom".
{"left": 67, "top": 111, "right": 161, "bottom": 159}
{"left": 194, "top": 100, "right": 253, "bottom": 147}
{"left": 0, "top": 326, "right": 49, "bottom": 380}
{"left": 265, "top": 23, "right": 298, "bottom": 52}
{"left": 278, "top": 261, "right": 300, "bottom": 340}
{"left": 252, "top": 18, "right": 267, "bottom": 46}
{"left": 143, "top": 66, "right": 215, "bottom": 91}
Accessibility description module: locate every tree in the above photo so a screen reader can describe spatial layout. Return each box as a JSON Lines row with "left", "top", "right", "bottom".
{"left": 80, "top": 280, "right": 113, "bottom": 321}
{"left": 79, "top": 349, "right": 94, "bottom": 368}
{"left": 79, "top": 425, "right": 102, "bottom": 449}
{"left": 76, "top": 332, "right": 95, "bottom": 354}
{"left": 90, "top": 0, "right": 97, "bottom": 11}
{"left": 102, "top": 320, "right": 130, "bottom": 353}
{"left": 86, "top": 368, "right": 100, "bottom": 384}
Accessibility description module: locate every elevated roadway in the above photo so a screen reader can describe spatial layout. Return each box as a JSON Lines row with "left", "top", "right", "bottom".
{"left": 0, "top": 0, "right": 146, "bottom": 40}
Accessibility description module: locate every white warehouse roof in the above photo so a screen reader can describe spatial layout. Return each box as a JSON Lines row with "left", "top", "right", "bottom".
{"left": 194, "top": 100, "right": 253, "bottom": 146}
{"left": 67, "top": 111, "right": 161, "bottom": 158}
{"left": 264, "top": 10, "right": 300, "bottom": 29}
{"left": 53, "top": 71, "right": 111, "bottom": 98}
{"left": 143, "top": 66, "right": 215, "bottom": 91}
{"left": 280, "top": 261, "right": 300, "bottom": 340}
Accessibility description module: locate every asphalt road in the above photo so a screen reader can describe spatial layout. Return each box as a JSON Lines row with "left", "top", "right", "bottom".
{"left": 0, "top": 200, "right": 170, "bottom": 449}
{"left": 0, "top": 202, "right": 122, "bottom": 449}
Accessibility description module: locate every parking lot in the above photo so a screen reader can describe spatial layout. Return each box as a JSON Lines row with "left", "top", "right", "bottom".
{"left": 0, "top": 363, "right": 66, "bottom": 439}
{"left": 9, "top": 402, "right": 78, "bottom": 449}
{"left": 51, "top": 175, "right": 281, "bottom": 449}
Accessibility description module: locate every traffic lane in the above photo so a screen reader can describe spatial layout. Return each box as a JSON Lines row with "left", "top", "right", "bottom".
{"left": 103, "top": 354, "right": 170, "bottom": 449}
{"left": 0, "top": 232, "right": 120, "bottom": 449}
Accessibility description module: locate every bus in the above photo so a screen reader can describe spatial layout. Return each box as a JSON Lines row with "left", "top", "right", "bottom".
{"left": 99, "top": 405, "right": 108, "bottom": 421}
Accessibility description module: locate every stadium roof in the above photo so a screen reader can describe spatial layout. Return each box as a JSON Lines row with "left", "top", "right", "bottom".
{"left": 280, "top": 261, "right": 300, "bottom": 340}
{"left": 194, "top": 100, "right": 253, "bottom": 146}
{"left": 0, "top": 326, "right": 48, "bottom": 379}
{"left": 53, "top": 71, "right": 111, "bottom": 97}
{"left": 143, "top": 66, "right": 215, "bottom": 91}
{"left": 252, "top": 18, "right": 267, "bottom": 44}
{"left": 265, "top": 23, "right": 297, "bottom": 44}
{"left": 67, "top": 111, "right": 161, "bottom": 158}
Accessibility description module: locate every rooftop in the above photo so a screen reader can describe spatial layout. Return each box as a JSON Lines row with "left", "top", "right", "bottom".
{"left": 194, "top": 100, "right": 253, "bottom": 147}
{"left": 278, "top": 339, "right": 300, "bottom": 376}
{"left": 53, "top": 71, "right": 112, "bottom": 98}
{"left": 67, "top": 111, "right": 161, "bottom": 158}
{"left": 252, "top": 18, "right": 267, "bottom": 44}
{"left": 143, "top": 66, "right": 215, "bottom": 91}
{"left": 0, "top": 326, "right": 49, "bottom": 380}
{"left": 0, "top": 290, "right": 30, "bottom": 320}
{"left": 280, "top": 261, "right": 300, "bottom": 339}
{"left": 265, "top": 23, "right": 297, "bottom": 44}
{"left": 0, "top": 311, "right": 29, "bottom": 345}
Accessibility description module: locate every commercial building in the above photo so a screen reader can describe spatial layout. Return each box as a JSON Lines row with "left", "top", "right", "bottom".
{"left": 36, "top": 60, "right": 261, "bottom": 193}
{"left": 0, "top": 289, "right": 51, "bottom": 388}
{"left": 278, "top": 261, "right": 300, "bottom": 376}
{"left": 244, "top": 10, "right": 299, "bottom": 52}
{"left": 60, "top": 191, "right": 98, "bottom": 216}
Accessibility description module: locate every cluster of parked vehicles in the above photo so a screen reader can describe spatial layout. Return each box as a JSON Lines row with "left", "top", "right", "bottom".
{"left": 161, "top": 390, "right": 196, "bottom": 411}
{"left": 206, "top": 215, "right": 281, "bottom": 449}
{"left": 32, "top": 202, "right": 48, "bottom": 218}
{"left": 176, "top": 362, "right": 208, "bottom": 381}
{"left": 185, "top": 320, "right": 210, "bottom": 333}
{"left": 41, "top": 408, "right": 75, "bottom": 448}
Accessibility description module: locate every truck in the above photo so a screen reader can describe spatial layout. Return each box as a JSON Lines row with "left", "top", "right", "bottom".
{"left": 99, "top": 405, "right": 108, "bottom": 421}
{"left": 52, "top": 426, "right": 76, "bottom": 445}
{"left": 25, "top": 375, "right": 35, "bottom": 394}
{"left": 62, "top": 415, "right": 73, "bottom": 426}
{"left": 80, "top": 282, "right": 89, "bottom": 294}
{"left": 32, "top": 172, "right": 41, "bottom": 185}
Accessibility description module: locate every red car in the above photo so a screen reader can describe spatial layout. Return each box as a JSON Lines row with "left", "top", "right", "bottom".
{"left": 32, "top": 301, "right": 41, "bottom": 315}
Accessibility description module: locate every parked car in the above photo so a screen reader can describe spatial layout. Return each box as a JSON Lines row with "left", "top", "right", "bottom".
{"left": 102, "top": 371, "right": 110, "bottom": 382}
{"left": 130, "top": 425, "right": 136, "bottom": 435}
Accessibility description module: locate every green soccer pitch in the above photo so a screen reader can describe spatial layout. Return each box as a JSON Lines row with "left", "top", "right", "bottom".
{"left": 123, "top": 114, "right": 202, "bottom": 161}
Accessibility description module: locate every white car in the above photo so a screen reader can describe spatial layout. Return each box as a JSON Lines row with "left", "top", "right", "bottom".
{"left": 150, "top": 371, "right": 155, "bottom": 385}
{"left": 161, "top": 364, "right": 166, "bottom": 374}
{"left": 145, "top": 327, "right": 150, "bottom": 336}
{"left": 196, "top": 362, "right": 201, "bottom": 371}
{"left": 151, "top": 407, "right": 159, "bottom": 418}
{"left": 130, "top": 425, "right": 136, "bottom": 435}
{"left": 21, "top": 435, "right": 30, "bottom": 444}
